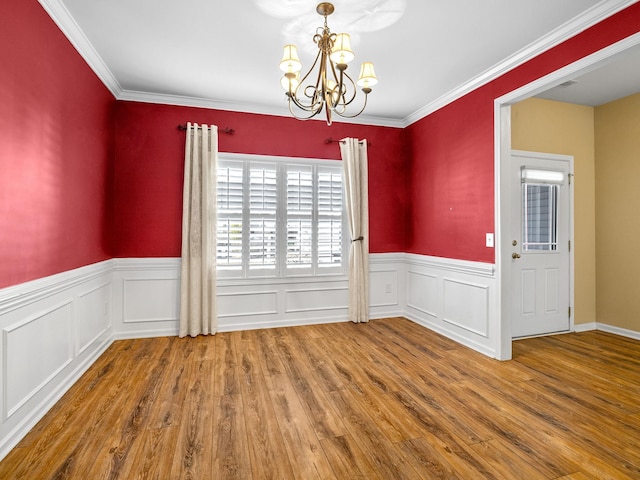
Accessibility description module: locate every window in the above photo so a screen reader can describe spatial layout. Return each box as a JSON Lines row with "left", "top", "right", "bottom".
{"left": 216, "top": 155, "right": 346, "bottom": 278}
{"left": 522, "top": 183, "right": 559, "bottom": 251}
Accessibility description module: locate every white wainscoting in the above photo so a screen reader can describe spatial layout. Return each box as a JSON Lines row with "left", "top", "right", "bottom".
{"left": 0, "top": 260, "right": 114, "bottom": 460}
{"left": 110, "top": 254, "right": 497, "bottom": 358}
{"left": 402, "top": 253, "right": 498, "bottom": 357}
{"left": 111, "top": 254, "right": 405, "bottom": 333}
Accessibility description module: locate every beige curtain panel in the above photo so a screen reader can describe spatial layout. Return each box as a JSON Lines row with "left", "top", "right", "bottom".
{"left": 179, "top": 123, "right": 218, "bottom": 337}
{"left": 340, "top": 137, "right": 370, "bottom": 324}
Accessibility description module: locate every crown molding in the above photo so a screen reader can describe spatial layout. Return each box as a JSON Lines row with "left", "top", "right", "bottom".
{"left": 402, "top": 0, "right": 639, "bottom": 127}
{"left": 39, "top": 0, "right": 636, "bottom": 129}
{"left": 118, "top": 90, "right": 405, "bottom": 128}
{"left": 38, "top": 0, "right": 122, "bottom": 97}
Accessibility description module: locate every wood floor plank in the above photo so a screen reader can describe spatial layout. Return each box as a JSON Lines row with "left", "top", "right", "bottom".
{"left": 145, "top": 337, "right": 194, "bottom": 429}
{"left": 122, "top": 426, "right": 179, "bottom": 480}
{"left": 389, "top": 388, "right": 501, "bottom": 479}
{"left": 346, "top": 321, "right": 496, "bottom": 445}
{"left": 83, "top": 338, "right": 173, "bottom": 480}
{"left": 469, "top": 438, "right": 553, "bottom": 480}
{"left": 263, "top": 372, "right": 337, "bottom": 480}
{"left": 1, "top": 318, "right": 639, "bottom": 479}
{"left": 328, "top": 387, "right": 424, "bottom": 479}
{"left": 169, "top": 358, "right": 214, "bottom": 480}
{"left": 395, "top": 436, "right": 462, "bottom": 479}
{"left": 285, "top": 325, "right": 346, "bottom": 393}
{"left": 451, "top": 379, "right": 586, "bottom": 478}
{"left": 210, "top": 393, "right": 252, "bottom": 479}
{"left": 319, "top": 434, "right": 384, "bottom": 480}
{"left": 253, "top": 328, "right": 286, "bottom": 377}
{"left": 465, "top": 377, "right": 638, "bottom": 480}
{"left": 235, "top": 332, "right": 296, "bottom": 480}
{"left": 555, "top": 473, "right": 599, "bottom": 480}
{"left": 213, "top": 331, "right": 240, "bottom": 397}
{"left": 274, "top": 332, "right": 347, "bottom": 440}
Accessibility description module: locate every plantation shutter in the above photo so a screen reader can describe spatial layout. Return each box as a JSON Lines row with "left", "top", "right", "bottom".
{"left": 287, "top": 165, "right": 314, "bottom": 270}
{"left": 249, "top": 163, "right": 277, "bottom": 271}
{"left": 317, "top": 167, "right": 343, "bottom": 268}
{"left": 216, "top": 163, "right": 244, "bottom": 273}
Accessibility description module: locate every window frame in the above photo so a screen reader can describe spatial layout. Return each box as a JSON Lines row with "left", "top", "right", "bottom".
{"left": 216, "top": 153, "right": 348, "bottom": 280}
{"left": 521, "top": 182, "right": 560, "bottom": 252}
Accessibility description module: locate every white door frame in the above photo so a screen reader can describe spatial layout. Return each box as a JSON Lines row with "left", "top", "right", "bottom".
{"left": 493, "top": 32, "right": 640, "bottom": 360}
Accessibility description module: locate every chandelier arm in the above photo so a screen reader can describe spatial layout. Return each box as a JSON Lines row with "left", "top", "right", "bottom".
{"left": 288, "top": 49, "right": 326, "bottom": 115}
{"left": 327, "top": 71, "right": 357, "bottom": 115}
{"left": 317, "top": 50, "right": 328, "bottom": 111}
{"left": 287, "top": 97, "right": 324, "bottom": 120}
{"left": 332, "top": 92, "right": 370, "bottom": 119}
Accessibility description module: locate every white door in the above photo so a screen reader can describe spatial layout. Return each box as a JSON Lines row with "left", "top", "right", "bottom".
{"left": 510, "top": 151, "right": 572, "bottom": 338}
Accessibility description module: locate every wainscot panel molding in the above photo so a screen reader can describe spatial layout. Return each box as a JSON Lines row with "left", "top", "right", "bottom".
{"left": 402, "top": 253, "right": 498, "bottom": 357}
{"left": 112, "top": 258, "right": 181, "bottom": 338}
{"left": 112, "top": 255, "right": 405, "bottom": 333}
{"left": 109, "top": 254, "right": 499, "bottom": 350}
{"left": 0, "top": 260, "right": 114, "bottom": 461}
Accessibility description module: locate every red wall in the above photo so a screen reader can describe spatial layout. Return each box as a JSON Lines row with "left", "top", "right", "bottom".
{"left": 112, "top": 102, "right": 409, "bottom": 257}
{"left": 406, "top": 2, "right": 640, "bottom": 263}
{"left": 0, "top": 1, "right": 114, "bottom": 289}
{"left": 3, "top": 2, "right": 639, "bottom": 290}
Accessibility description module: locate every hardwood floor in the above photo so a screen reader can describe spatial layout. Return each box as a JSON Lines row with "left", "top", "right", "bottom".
{"left": 1, "top": 317, "right": 639, "bottom": 479}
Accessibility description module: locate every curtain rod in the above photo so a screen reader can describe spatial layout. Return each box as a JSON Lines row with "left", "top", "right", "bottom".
{"left": 325, "top": 137, "right": 371, "bottom": 146}
{"left": 177, "top": 124, "right": 235, "bottom": 135}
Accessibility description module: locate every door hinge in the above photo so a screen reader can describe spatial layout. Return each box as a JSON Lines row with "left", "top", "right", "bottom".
{"left": 568, "top": 240, "right": 571, "bottom": 252}
{"left": 568, "top": 173, "right": 573, "bottom": 185}
{"left": 568, "top": 306, "right": 572, "bottom": 318}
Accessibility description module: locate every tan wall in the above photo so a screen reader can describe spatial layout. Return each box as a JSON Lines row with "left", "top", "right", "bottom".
{"left": 594, "top": 93, "right": 640, "bottom": 331}
{"left": 511, "top": 97, "right": 596, "bottom": 326}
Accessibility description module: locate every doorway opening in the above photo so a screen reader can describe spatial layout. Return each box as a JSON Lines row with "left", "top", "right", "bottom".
{"left": 494, "top": 32, "right": 640, "bottom": 360}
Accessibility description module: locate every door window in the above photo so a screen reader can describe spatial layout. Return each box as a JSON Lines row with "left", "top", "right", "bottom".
{"left": 522, "top": 183, "right": 559, "bottom": 251}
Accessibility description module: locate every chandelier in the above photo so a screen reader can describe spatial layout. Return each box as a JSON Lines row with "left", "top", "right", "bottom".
{"left": 279, "top": 2, "right": 378, "bottom": 125}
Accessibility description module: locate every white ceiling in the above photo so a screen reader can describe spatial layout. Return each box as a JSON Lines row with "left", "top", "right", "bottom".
{"left": 536, "top": 41, "right": 640, "bottom": 106}
{"left": 47, "top": 0, "right": 639, "bottom": 126}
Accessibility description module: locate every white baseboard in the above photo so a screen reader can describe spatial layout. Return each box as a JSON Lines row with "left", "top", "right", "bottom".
{"left": 596, "top": 322, "right": 640, "bottom": 341}
{"left": 574, "top": 322, "right": 597, "bottom": 332}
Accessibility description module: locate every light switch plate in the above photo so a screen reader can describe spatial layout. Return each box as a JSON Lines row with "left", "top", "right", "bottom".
{"left": 486, "top": 233, "right": 494, "bottom": 248}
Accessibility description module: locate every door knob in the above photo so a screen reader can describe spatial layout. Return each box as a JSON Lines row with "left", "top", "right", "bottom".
{"left": 512, "top": 253, "right": 521, "bottom": 259}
